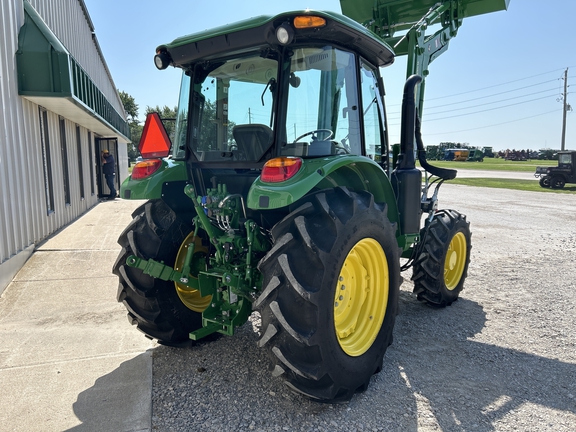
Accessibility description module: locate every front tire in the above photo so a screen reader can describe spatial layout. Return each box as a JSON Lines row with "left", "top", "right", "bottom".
{"left": 113, "top": 200, "right": 210, "bottom": 345}
{"left": 539, "top": 176, "right": 551, "bottom": 188}
{"left": 412, "top": 209, "right": 471, "bottom": 307}
{"left": 255, "top": 187, "right": 400, "bottom": 402}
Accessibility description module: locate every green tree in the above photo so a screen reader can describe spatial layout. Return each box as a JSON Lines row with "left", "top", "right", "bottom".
{"left": 145, "top": 105, "right": 178, "bottom": 143}
{"left": 198, "top": 100, "right": 236, "bottom": 150}
{"left": 119, "top": 90, "right": 142, "bottom": 160}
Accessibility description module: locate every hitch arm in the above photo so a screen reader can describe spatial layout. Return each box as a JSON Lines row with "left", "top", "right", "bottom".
{"left": 125, "top": 255, "right": 200, "bottom": 289}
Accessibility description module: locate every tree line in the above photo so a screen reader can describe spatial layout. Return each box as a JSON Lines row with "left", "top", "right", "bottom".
{"left": 119, "top": 90, "right": 176, "bottom": 161}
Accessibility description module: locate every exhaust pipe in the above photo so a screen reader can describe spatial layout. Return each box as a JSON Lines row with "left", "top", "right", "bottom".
{"left": 392, "top": 75, "right": 423, "bottom": 235}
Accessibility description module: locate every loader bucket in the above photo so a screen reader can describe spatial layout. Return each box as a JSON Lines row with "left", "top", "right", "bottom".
{"left": 340, "top": 0, "right": 510, "bottom": 36}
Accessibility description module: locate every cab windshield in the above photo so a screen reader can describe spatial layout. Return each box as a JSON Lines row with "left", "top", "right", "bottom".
{"left": 190, "top": 53, "right": 278, "bottom": 163}
{"left": 175, "top": 45, "right": 385, "bottom": 164}
{"left": 558, "top": 153, "right": 572, "bottom": 164}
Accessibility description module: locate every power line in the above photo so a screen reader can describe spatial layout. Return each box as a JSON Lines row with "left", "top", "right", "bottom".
{"left": 421, "top": 109, "right": 558, "bottom": 136}
{"left": 387, "top": 68, "right": 571, "bottom": 108}
{"left": 424, "top": 93, "right": 557, "bottom": 119}
{"left": 424, "top": 80, "right": 559, "bottom": 110}
{"left": 388, "top": 86, "right": 559, "bottom": 120}
{"left": 424, "top": 67, "right": 570, "bottom": 102}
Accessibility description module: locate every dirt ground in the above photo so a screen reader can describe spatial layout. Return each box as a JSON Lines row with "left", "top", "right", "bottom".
{"left": 151, "top": 184, "right": 576, "bottom": 431}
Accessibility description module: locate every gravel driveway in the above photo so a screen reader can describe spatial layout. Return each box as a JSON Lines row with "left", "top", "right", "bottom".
{"left": 151, "top": 184, "right": 576, "bottom": 432}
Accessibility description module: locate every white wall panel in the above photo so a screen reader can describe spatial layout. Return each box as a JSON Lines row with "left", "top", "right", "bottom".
{"left": 1, "top": 0, "right": 126, "bottom": 293}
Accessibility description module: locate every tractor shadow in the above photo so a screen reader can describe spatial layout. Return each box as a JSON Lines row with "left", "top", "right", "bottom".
{"left": 149, "top": 289, "right": 576, "bottom": 431}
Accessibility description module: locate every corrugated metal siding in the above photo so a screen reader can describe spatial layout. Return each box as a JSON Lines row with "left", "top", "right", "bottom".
{"left": 0, "top": 0, "right": 123, "bottom": 278}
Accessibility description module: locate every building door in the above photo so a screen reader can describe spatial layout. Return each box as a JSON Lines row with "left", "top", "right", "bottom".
{"left": 95, "top": 137, "right": 119, "bottom": 198}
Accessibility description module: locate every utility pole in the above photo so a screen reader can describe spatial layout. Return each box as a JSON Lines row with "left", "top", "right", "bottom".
{"left": 560, "top": 68, "right": 570, "bottom": 151}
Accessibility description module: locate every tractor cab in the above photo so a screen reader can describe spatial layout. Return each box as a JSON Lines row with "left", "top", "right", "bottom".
{"left": 132, "top": 11, "right": 400, "bottom": 231}
{"left": 172, "top": 44, "right": 387, "bottom": 167}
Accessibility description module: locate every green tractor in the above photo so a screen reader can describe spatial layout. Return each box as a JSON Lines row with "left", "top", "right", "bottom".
{"left": 114, "top": 0, "right": 508, "bottom": 402}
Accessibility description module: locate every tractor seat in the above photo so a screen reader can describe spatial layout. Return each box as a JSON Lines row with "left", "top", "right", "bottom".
{"left": 232, "top": 124, "right": 274, "bottom": 162}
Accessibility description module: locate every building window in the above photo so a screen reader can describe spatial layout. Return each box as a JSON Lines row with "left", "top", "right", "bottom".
{"left": 76, "top": 125, "right": 85, "bottom": 200}
{"left": 39, "top": 107, "right": 55, "bottom": 214}
{"left": 88, "top": 131, "right": 95, "bottom": 195}
{"left": 59, "top": 117, "right": 71, "bottom": 205}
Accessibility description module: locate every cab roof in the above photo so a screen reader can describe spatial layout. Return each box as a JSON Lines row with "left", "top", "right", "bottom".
{"left": 157, "top": 10, "right": 395, "bottom": 69}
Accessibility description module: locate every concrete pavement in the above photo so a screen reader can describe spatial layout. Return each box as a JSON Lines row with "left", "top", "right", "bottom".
{"left": 0, "top": 199, "right": 154, "bottom": 432}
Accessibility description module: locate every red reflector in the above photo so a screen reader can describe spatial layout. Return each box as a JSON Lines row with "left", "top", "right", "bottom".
{"left": 131, "top": 159, "right": 162, "bottom": 180}
{"left": 138, "top": 112, "right": 171, "bottom": 158}
{"left": 261, "top": 157, "right": 303, "bottom": 183}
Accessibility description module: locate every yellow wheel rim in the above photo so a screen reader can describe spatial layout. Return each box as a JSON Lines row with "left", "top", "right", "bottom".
{"left": 444, "top": 232, "right": 467, "bottom": 291}
{"left": 334, "top": 238, "right": 388, "bottom": 357}
{"left": 174, "top": 233, "right": 212, "bottom": 313}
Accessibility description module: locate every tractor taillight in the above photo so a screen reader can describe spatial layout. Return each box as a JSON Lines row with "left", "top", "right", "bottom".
{"left": 261, "top": 157, "right": 303, "bottom": 183}
{"left": 131, "top": 159, "right": 162, "bottom": 180}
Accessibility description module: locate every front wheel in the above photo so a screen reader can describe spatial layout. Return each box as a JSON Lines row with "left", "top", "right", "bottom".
{"left": 412, "top": 209, "right": 471, "bottom": 307}
{"left": 539, "top": 176, "right": 551, "bottom": 188}
{"left": 255, "top": 187, "right": 400, "bottom": 402}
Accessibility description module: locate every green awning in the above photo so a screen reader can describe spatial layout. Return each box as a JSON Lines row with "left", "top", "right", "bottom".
{"left": 16, "top": 1, "right": 129, "bottom": 140}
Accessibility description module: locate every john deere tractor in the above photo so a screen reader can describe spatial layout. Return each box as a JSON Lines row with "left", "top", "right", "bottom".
{"left": 114, "top": 0, "right": 508, "bottom": 402}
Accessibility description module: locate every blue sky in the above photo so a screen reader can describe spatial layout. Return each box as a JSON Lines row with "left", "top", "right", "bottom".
{"left": 84, "top": 0, "right": 575, "bottom": 151}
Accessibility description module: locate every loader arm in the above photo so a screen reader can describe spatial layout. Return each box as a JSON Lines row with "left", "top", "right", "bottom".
{"left": 340, "top": 0, "right": 510, "bottom": 115}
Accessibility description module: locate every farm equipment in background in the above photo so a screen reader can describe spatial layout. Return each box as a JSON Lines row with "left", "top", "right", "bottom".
{"left": 115, "top": 0, "right": 508, "bottom": 402}
{"left": 444, "top": 148, "right": 470, "bottom": 161}
{"left": 535, "top": 151, "right": 576, "bottom": 189}
{"left": 482, "top": 146, "right": 495, "bottom": 158}
{"left": 467, "top": 148, "right": 485, "bottom": 162}
{"left": 538, "top": 148, "right": 560, "bottom": 160}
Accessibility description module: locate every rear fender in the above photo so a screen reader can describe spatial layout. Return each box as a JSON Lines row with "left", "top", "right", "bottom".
{"left": 120, "top": 159, "right": 188, "bottom": 200}
{"left": 247, "top": 156, "right": 400, "bottom": 226}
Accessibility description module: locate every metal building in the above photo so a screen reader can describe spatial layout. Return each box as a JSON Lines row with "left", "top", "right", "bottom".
{"left": 0, "top": 0, "right": 130, "bottom": 293}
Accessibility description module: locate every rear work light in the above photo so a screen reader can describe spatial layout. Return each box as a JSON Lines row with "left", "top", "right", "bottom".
{"left": 261, "top": 157, "right": 303, "bottom": 183}
{"left": 131, "top": 159, "right": 162, "bottom": 180}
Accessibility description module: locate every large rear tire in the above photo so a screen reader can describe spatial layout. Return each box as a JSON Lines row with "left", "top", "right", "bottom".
{"left": 255, "top": 187, "right": 400, "bottom": 402}
{"left": 550, "top": 176, "right": 566, "bottom": 189}
{"left": 412, "top": 209, "right": 471, "bottom": 307}
{"left": 113, "top": 200, "right": 210, "bottom": 345}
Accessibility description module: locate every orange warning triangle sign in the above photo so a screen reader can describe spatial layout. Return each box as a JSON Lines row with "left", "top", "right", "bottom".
{"left": 138, "top": 112, "right": 171, "bottom": 158}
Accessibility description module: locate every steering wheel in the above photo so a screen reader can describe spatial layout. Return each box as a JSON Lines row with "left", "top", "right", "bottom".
{"left": 295, "top": 129, "right": 334, "bottom": 142}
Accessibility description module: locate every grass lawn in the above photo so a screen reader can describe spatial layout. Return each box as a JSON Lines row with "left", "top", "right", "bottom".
{"left": 447, "top": 177, "right": 576, "bottom": 194}
{"left": 419, "top": 157, "right": 547, "bottom": 172}
{"left": 417, "top": 157, "right": 576, "bottom": 193}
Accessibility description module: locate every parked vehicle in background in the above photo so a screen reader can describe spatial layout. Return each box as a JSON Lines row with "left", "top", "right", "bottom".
{"left": 467, "top": 148, "right": 484, "bottom": 162}
{"left": 538, "top": 148, "right": 559, "bottom": 160}
{"left": 535, "top": 151, "right": 576, "bottom": 189}
{"left": 482, "top": 146, "right": 495, "bottom": 158}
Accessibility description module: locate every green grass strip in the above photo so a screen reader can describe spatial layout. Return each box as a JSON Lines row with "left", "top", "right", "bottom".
{"left": 418, "top": 158, "right": 549, "bottom": 173}
{"left": 448, "top": 177, "right": 576, "bottom": 193}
